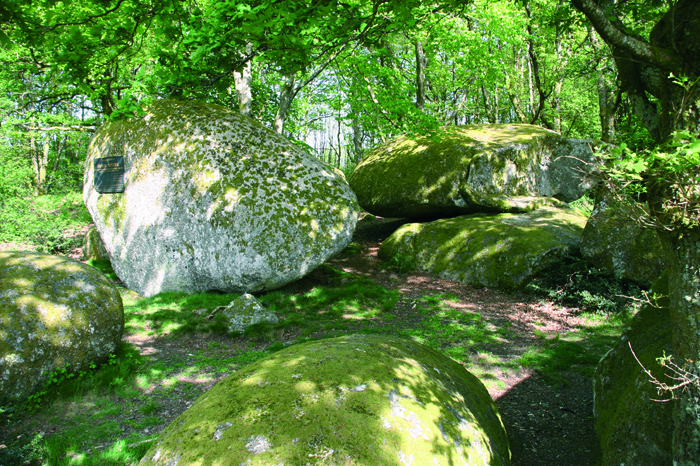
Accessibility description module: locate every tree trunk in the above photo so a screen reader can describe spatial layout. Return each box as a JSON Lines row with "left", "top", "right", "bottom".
{"left": 274, "top": 74, "right": 296, "bottom": 134}
{"left": 553, "top": 20, "right": 565, "bottom": 133}
{"left": 572, "top": 1, "right": 700, "bottom": 463}
{"left": 233, "top": 43, "right": 253, "bottom": 116}
{"left": 588, "top": 26, "right": 618, "bottom": 143}
{"left": 415, "top": 40, "right": 427, "bottom": 112}
{"left": 525, "top": 3, "right": 554, "bottom": 129}
{"left": 656, "top": 230, "right": 700, "bottom": 465}
{"left": 352, "top": 118, "right": 363, "bottom": 164}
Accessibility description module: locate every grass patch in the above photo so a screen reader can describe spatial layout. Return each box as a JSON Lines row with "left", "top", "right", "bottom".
{"left": 0, "top": 243, "right": 634, "bottom": 464}
{"left": 261, "top": 274, "right": 401, "bottom": 336}
{"left": 124, "top": 291, "right": 242, "bottom": 336}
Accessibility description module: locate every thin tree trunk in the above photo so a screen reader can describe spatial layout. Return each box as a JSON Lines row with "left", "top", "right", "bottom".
{"left": 553, "top": 21, "right": 564, "bottom": 133}
{"left": 415, "top": 40, "right": 427, "bottom": 112}
{"left": 274, "top": 74, "right": 296, "bottom": 134}
{"left": 233, "top": 43, "right": 253, "bottom": 116}
{"left": 525, "top": 2, "right": 554, "bottom": 129}
{"left": 588, "top": 26, "right": 617, "bottom": 143}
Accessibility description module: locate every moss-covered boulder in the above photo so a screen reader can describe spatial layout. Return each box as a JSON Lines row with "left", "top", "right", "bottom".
{"left": 349, "top": 124, "right": 598, "bottom": 218}
{"left": 0, "top": 251, "right": 124, "bottom": 403}
{"left": 593, "top": 271, "right": 672, "bottom": 465}
{"left": 83, "top": 99, "right": 359, "bottom": 297}
{"left": 140, "top": 334, "right": 511, "bottom": 466}
{"left": 581, "top": 203, "right": 667, "bottom": 288}
{"left": 379, "top": 206, "right": 587, "bottom": 289}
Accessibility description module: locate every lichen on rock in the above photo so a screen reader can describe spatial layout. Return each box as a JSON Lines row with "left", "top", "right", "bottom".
{"left": 82, "top": 226, "right": 110, "bottom": 261}
{"left": 220, "top": 293, "right": 278, "bottom": 334}
{"left": 139, "top": 334, "right": 511, "bottom": 466}
{"left": 379, "top": 206, "right": 588, "bottom": 290}
{"left": 83, "top": 99, "right": 360, "bottom": 297}
{"left": 0, "top": 251, "right": 124, "bottom": 403}
{"left": 349, "top": 124, "right": 599, "bottom": 218}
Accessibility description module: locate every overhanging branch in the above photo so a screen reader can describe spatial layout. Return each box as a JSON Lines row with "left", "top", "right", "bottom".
{"left": 570, "top": 0, "right": 683, "bottom": 72}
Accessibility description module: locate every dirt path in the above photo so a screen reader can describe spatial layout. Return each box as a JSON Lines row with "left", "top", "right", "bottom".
{"left": 323, "top": 218, "right": 602, "bottom": 465}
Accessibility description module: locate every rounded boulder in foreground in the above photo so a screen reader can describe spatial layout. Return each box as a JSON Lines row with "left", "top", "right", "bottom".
{"left": 140, "top": 335, "right": 511, "bottom": 466}
{"left": 0, "top": 251, "right": 124, "bottom": 402}
{"left": 83, "top": 99, "right": 359, "bottom": 297}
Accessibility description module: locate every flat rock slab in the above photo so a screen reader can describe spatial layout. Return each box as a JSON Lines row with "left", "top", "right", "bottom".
{"left": 379, "top": 207, "right": 588, "bottom": 289}
{"left": 83, "top": 100, "right": 359, "bottom": 297}
{"left": 0, "top": 251, "right": 123, "bottom": 402}
{"left": 139, "top": 335, "right": 511, "bottom": 466}
{"left": 350, "top": 124, "right": 598, "bottom": 218}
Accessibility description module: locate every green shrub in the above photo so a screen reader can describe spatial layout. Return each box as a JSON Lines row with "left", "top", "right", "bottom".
{"left": 0, "top": 192, "right": 92, "bottom": 252}
{"left": 384, "top": 253, "right": 416, "bottom": 273}
{"left": 526, "top": 252, "right": 643, "bottom": 314}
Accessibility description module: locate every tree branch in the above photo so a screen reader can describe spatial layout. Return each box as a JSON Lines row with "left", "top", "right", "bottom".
{"left": 570, "top": 0, "right": 683, "bottom": 72}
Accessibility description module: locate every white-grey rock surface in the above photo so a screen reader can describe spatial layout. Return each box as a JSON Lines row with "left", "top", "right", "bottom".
{"left": 83, "top": 100, "right": 359, "bottom": 297}
{"left": 221, "top": 293, "right": 278, "bottom": 333}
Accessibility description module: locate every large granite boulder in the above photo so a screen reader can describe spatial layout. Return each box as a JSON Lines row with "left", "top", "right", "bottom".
{"left": 379, "top": 206, "right": 587, "bottom": 289}
{"left": 0, "top": 251, "right": 124, "bottom": 402}
{"left": 581, "top": 202, "right": 667, "bottom": 288}
{"left": 594, "top": 271, "right": 672, "bottom": 465}
{"left": 140, "top": 334, "right": 511, "bottom": 466}
{"left": 349, "top": 124, "right": 598, "bottom": 218}
{"left": 84, "top": 99, "right": 359, "bottom": 297}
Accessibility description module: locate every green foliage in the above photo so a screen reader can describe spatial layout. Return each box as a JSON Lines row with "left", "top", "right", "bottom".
{"left": 23, "top": 343, "right": 143, "bottom": 413}
{"left": 567, "top": 194, "right": 595, "bottom": 217}
{"left": 599, "top": 130, "right": 700, "bottom": 228}
{"left": 383, "top": 252, "right": 416, "bottom": 273}
{"left": 526, "top": 253, "right": 643, "bottom": 314}
{"left": 88, "top": 258, "right": 120, "bottom": 282}
{"left": 0, "top": 192, "right": 92, "bottom": 252}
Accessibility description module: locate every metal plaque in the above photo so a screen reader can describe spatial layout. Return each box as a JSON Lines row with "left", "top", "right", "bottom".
{"left": 94, "top": 156, "right": 125, "bottom": 194}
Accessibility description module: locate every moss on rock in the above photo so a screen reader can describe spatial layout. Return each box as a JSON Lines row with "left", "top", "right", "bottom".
{"left": 349, "top": 124, "right": 598, "bottom": 218}
{"left": 140, "top": 334, "right": 510, "bottom": 466}
{"left": 379, "top": 206, "right": 587, "bottom": 290}
{"left": 581, "top": 203, "right": 667, "bottom": 288}
{"left": 0, "top": 251, "right": 124, "bottom": 403}
{"left": 82, "top": 226, "right": 109, "bottom": 261}
{"left": 83, "top": 100, "right": 359, "bottom": 297}
{"left": 593, "top": 271, "right": 672, "bottom": 465}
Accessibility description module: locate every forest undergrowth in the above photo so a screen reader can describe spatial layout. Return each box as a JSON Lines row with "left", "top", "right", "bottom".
{"left": 0, "top": 202, "right": 645, "bottom": 466}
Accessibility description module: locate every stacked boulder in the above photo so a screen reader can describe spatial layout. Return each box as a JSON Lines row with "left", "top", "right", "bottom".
{"left": 580, "top": 200, "right": 667, "bottom": 288}
{"left": 84, "top": 99, "right": 359, "bottom": 297}
{"left": 350, "top": 124, "right": 597, "bottom": 288}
